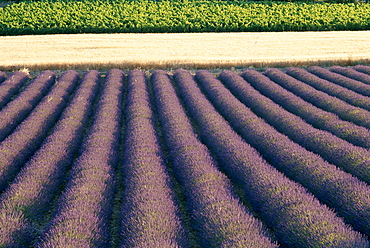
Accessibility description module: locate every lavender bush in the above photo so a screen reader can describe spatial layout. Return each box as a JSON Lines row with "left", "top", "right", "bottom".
{"left": 37, "top": 69, "right": 123, "bottom": 247}
{"left": 240, "top": 69, "right": 370, "bottom": 149}
{"left": 0, "top": 70, "right": 29, "bottom": 109}
{"left": 0, "top": 70, "right": 79, "bottom": 192}
{"left": 286, "top": 67, "right": 370, "bottom": 111}
{"left": 307, "top": 66, "right": 370, "bottom": 97}
{"left": 264, "top": 68, "right": 370, "bottom": 130}
{"left": 0, "top": 70, "right": 100, "bottom": 247}
{"left": 330, "top": 66, "right": 370, "bottom": 85}
{"left": 193, "top": 69, "right": 370, "bottom": 237}
{"left": 219, "top": 70, "right": 370, "bottom": 185}
{"left": 119, "top": 70, "right": 188, "bottom": 247}
{"left": 0, "top": 71, "right": 7, "bottom": 83}
{"left": 0, "top": 70, "right": 56, "bottom": 142}
{"left": 152, "top": 69, "right": 277, "bottom": 248}
{"left": 354, "top": 65, "right": 370, "bottom": 75}
{"left": 173, "top": 69, "right": 368, "bottom": 247}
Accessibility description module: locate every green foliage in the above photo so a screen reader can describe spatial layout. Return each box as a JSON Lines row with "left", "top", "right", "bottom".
{"left": 0, "top": 0, "right": 369, "bottom": 35}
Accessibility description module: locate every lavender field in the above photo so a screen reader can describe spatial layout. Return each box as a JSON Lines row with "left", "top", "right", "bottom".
{"left": 0, "top": 66, "right": 369, "bottom": 247}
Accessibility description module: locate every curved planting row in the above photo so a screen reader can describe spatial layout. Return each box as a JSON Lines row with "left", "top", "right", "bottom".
{"left": 0, "top": 70, "right": 100, "bottom": 247}
{"left": 329, "top": 66, "right": 370, "bottom": 85}
{"left": 306, "top": 66, "right": 370, "bottom": 97}
{"left": 286, "top": 67, "right": 370, "bottom": 111}
{"left": 264, "top": 68, "right": 370, "bottom": 130}
{"left": 199, "top": 70, "right": 370, "bottom": 237}
{"left": 239, "top": 68, "right": 370, "bottom": 150}
{"left": 151, "top": 70, "right": 276, "bottom": 248}
{"left": 175, "top": 69, "right": 368, "bottom": 247}
{"left": 0, "top": 71, "right": 7, "bottom": 83}
{"left": 0, "top": 70, "right": 79, "bottom": 192}
{"left": 219, "top": 70, "right": 370, "bottom": 184}
{"left": 353, "top": 65, "right": 370, "bottom": 75}
{"left": 0, "top": 70, "right": 56, "bottom": 142}
{"left": 0, "top": 71, "right": 29, "bottom": 109}
{"left": 119, "top": 70, "right": 187, "bottom": 247}
{"left": 37, "top": 69, "right": 123, "bottom": 246}
{"left": 0, "top": 66, "right": 369, "bottom": 247}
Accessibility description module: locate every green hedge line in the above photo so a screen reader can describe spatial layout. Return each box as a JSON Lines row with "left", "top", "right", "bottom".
{"left": 0, "top": 0, "right": 369, "bottom": 35}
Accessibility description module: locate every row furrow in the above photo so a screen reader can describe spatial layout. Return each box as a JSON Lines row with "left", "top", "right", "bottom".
{"left": 0, "top": 70, "right": 56, "bottom": 142}
{"left": 264, "top": 68, "right": 370, "bottom": 129}
{"left": 239, "top": 68, "right": 370, "bottom": 150}
{"left": 0, "top": 70, "right": 79, "bottom": 192}
{"left": 37, "top": 69, "right": 123, "bottom": 246}
{"left": 0, "top": 70, "right": 100, "bottom": 247}
{"left": 307, "top": 66, "right": 370, "bottom": 97}
{"left": 286, "top": 67, "right": 370, "bottom": 111}
{"left": 119, "top": 70, "right": 187, "bottom": 247}
{"left": 0, "top": 71, "right": 29, "bottom": 109}
{"left": 173, "top": 69, "right": 368, "bottom": 247}
{"left": 152, "top": 70, "right": 276, "bottom": 248}
{"left": 194, "top": 69, "right": 370, "bottom": 237}
{"left": 0, "top": 67, "right": 369, "bottom": 247}
{"left": 220, "top": 70, "right": 370, "bottom": 184}
{"left": 330, "top": 65, "right": 370, "bottom": 85}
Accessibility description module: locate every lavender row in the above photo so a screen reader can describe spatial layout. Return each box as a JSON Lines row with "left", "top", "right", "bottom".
{"left": 0, "top": 70, "right": 56, "bottom": 142}
{"left": 286, "top": 67, "right": 370, "bottom": 111}
{"left": 151, "top": 70, "right": 277, "bottom": 248}
{"left": 0, "top": 70, "right": 29, "bottom": 109}
{"left": 0, "top": 71, "right": 7, "bottom": 83}
{"left": 223, "top": 70, "right": 370, "bottom": 184}
{"left": 264, "top": 68, "right": 370, "bottom": 130}
{"left": 37, "top": 69, "right": 123, "bottom": 247}
{"left": 119, "top": 70, "right": 187, "bottom": 247}
{"left": 354, "top": 65, "right": 370, "bottom": 75}
{"left": 195, "top": 69, "right": 370, "bottom": 237}
{"left": 306, "top": 66, "right": 370, "bottom": 97}
{"left": 330, "top": 66, "right": 370, "bottom": 85}
{"left": 239, "top": 69, "right": 370, "bottom": 150}
{"left": 0, "top": 70, "right": 79, "bottom": 192}
{"left": 0, "top": 70, "right": 100, "bottom": 247}
{"left": 173, "top": 69, "right": 368, "bottom": 247}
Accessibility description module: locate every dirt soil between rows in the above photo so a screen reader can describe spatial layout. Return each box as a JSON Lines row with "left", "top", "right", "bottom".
{"left": 1, "top": 31, "right": 370, "bottom": 71}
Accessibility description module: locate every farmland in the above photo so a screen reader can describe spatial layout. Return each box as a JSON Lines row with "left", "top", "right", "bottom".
{"left": 1, "top": 0, "right": 370, "bottom": 35}
{"left": 0, "top": 66, "right": 369, "bottom": 247}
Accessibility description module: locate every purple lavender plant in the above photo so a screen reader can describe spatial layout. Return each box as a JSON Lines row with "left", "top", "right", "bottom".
{"left": 0, "top": 70, "right": 29, "bottom": 109}
{"left": 120, "top": 70, "right": 188, "bottom": 247}
{"left": 0, "top": 70, "right": 100, "bottom": 247}
{"left": 0, "top": 70, "right": 56, "bottom": 142}
{"left": 174, "top": 69, "right": 369, "bottom": 245}
{"left": 218, "top": 70, "right": 370, "bottom": 185}
{"left": 37, "top": 69, "right": 123, "bottom": 247}
{"left": 354, "top": 65, "right": 370, "bottom": 75}
{"left": 286, "top": 67, "right": 370, "bottom": 111}
{"left": 330, "top": 66, "right": 370, "bottom": 85}
{"left": 307, "top": 66, "right": 370, "bottom": 97}
{"left": 240, "top": 68, "right": 370, "bottom": 150}
{"left": 0, "top": 71, "right": 7, "bottom": 83}
{"left": 0, "top": 70, "right": 79, "bottom": 192}
{"left": 152, "top": 69, "right": 278, "bottom": 248}
{"left": 264, "top": 68, "right": 370, "bottom": 130}
{"left": 199, "top": 69, "right": 370, "bottom": 237}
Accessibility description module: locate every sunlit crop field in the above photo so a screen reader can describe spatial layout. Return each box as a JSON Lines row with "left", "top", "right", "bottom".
{"left": 1, "top": 0, "right": 370, "bottom": 35}
{"left": 0, "top": 66, "right": 369, "bottom": 247}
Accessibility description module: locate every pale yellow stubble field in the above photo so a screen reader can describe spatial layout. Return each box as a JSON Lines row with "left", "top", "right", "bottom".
{"left": 1, "top": 31, "right": 370, "bottom": 71}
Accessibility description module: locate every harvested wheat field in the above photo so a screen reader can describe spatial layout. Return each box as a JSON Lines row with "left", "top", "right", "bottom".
{"left": 1, "top": 31, "right": 370, "bottom": 70}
